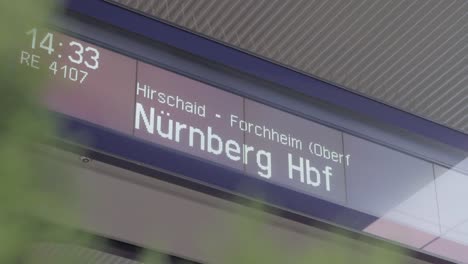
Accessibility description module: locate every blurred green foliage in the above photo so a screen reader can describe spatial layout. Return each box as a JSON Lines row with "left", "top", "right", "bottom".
{"left": 0, "top": 1, "right": 88, "bottom": 263}
{"left": 198, "top": 201, "right": 407, "bottom": 264}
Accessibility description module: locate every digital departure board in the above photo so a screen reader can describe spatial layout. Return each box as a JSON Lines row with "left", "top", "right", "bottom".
{"left": 19, "top": 28, "right": 351, "bottom": 203}
{"left": 18, "top": 28, "right": 468, "bottom": 259}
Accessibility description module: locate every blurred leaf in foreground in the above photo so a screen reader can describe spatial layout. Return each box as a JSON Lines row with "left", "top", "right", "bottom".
{"left": 0, "top": 1, "right": 89, "bottom": 263}
{"left": 200, "top": 200, "right": 408, "bottom": 264}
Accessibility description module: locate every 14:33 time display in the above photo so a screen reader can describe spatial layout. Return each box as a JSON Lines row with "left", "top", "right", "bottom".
{"left": 20, "top": 28, "right": 101, "bottom": 84}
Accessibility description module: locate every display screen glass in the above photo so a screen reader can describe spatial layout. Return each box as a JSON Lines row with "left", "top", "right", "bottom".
{"left": 18, "top": 27, "right": 468, "bottom": 263}
{"left": 19, "top": 28, "right": 351, "bottom": 203}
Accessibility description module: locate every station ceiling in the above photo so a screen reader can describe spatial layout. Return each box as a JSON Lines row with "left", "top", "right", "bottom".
{"left": 108, "top": 0, "right": 468, "bottom": 135}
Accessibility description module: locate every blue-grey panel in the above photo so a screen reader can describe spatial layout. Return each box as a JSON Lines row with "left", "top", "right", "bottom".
{"left": 344, "top": 134, "right": 440, "bottom": 235}
{"left": 434, "top": 165, "right": 468, "bottom": 239}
